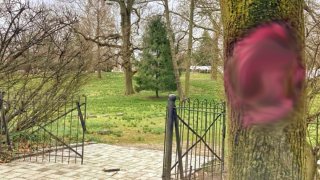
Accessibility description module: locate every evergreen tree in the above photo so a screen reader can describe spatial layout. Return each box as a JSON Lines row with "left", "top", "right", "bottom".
{"left": 134, "top": 16, "right": 176, "bottom": 97}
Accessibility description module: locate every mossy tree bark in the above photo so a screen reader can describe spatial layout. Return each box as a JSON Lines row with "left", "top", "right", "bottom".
{"left": 220, "top": 1, "right": 309, "bottom": 179}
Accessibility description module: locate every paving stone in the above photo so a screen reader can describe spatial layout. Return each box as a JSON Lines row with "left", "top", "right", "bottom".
{"left": 4, "top": 172, "right": 23, "bottom": 179}
{"left": 0, "top": 144, "right": 164, "bottom": 179}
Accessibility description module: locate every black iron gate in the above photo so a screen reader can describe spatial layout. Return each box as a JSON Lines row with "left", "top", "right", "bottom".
{"left": 163, "top": 94, "right": 226, "bottom": 180}
{"left": 0, "top": 95, "right": 87, "bottom": 164}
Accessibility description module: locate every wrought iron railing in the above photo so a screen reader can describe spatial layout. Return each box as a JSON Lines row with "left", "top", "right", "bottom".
{"left": 162, "top": 94, "right": 226, "bottom": 180}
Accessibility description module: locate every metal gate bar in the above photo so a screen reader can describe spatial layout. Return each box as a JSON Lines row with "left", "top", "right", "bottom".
{"left": 162, "top": 94, "right": 226, "bottom": 180}
{"left": 0, "top": 94, "right": 86, "bottom": 164}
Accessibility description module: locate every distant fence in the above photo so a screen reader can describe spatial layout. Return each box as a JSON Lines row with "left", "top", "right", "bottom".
{"left": 0, "top": 94, "right": 87, "bottom": 164}
{"left": 190, "top": 66, "right": 211, "bottom": 73}
{"left": 162, "top": 95, "right": 226, "bottom": 180}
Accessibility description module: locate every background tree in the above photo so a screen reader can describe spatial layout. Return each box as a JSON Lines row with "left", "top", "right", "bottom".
{"left": 211, "top": 29, "right": 220, "bottom": 80}
{"left": 89, "top": 0, "right": 116, "bottom": 78}
{"left": 163, "top": 0, "right": 184, "bottom": 98}
{"left": 109, "top": 0, "right": 136, "bottom": 95}
{"left": 75, "top": 0, "right": 117, "bottom": 78}
{"left": 305, "top": 1, "right": 320, "bottom": 119}
{"left": 192, "top": 30, "right": 214, "bottom": 66}
{"left": 197, "top": 0, "right": 222, "bottom": 80}
{"left": 168, "top": 0, "right": 222, "bottom": 82}
{"left": 184, "top": 0, "right": 195, "bottom": 98}
{"left": 302, "top": 2, "right": 320, "bottom": 176}
{"left": 76, "top": 0, "right": 149, "bottom": 95}
{"left": 221, "top": 0, "right": 308, "bottom": 179}
{"left": 135, "top": 16, "right": 176, "bottom": 98}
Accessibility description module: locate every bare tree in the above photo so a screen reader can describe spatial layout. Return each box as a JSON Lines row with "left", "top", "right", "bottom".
{"left": 196, "top": 0, "right": 222, "bottom": 80}
{"left": 107, "top": 0, "right": 144, "bottom": 95}
{"left": 75, "top": 0, "right": 147, "bottom": 95}
{"left": 303, "top": 2, "right": 320, "bottom": 177}
{"left": 184, "top": 0, "right": 194, "bottom": 98}
{"left": 304, "top": 1, "right": 320, "bottom": 119}
{"left": 163, "top": 0, "right": 184, "bottom": 98}
{"left": 0, "top": 0, "right": 86, "bottom": 151}
{"left": 76, "top": 0, "right": 117, "bottom": 78}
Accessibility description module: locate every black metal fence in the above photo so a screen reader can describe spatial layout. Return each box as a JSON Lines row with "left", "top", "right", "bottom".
{"left": 0, "top": 94, "right": 87, "bottom": 164}
{"left": 163, "top": 94, "right": 226, "bottom": 180}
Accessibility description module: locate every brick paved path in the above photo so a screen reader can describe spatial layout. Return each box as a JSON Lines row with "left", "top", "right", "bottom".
{"left": 0, "top": 144, "right": 164, "bottom": 180}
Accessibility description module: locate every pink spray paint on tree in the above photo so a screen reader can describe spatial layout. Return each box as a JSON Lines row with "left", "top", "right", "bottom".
{"left": 225, "top": 22, "right": 305, "bottom": 128}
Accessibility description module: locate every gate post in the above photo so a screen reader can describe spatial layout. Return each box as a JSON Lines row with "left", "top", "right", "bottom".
{"left": 162, "top": 94, "right": 176, "bottom": 180}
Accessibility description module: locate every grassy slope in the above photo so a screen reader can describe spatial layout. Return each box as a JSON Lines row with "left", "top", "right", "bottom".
{"left": 82, "top": 72, "right": 224, "bottom": 146}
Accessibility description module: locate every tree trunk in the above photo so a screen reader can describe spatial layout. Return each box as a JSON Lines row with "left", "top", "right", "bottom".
{"left": 96, "top": 0, "right": 102, "bottom": 79}
{"left": 184, "top": 0, "right": 195, "bottom": 98}
{"left": 98, "top": 68, "right": 102, "bottom": 78}
{"left": 120, "top": 1, "right": 135, "bottom": 95}
{"left": 97, "top": 33, "right": 102, "bottom": 79}
{"left": 163, "top": 0, "right": 183, "bottom": 99}
{"left": 124, "top": 64, "right": 134, "bottom": 95}
{"left": 211, "top": 31, "right": 219, "bottom": 80}
{"left": 220, "top": 1, "right": 308, "bottom": 179}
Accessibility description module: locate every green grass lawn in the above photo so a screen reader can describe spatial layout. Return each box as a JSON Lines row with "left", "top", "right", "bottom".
{"left": 81, "top": 72, "right": 224, "bottom": 147}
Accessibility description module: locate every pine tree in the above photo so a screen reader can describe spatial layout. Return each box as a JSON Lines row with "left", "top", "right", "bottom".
{"left": 134, "top": 16, "right": 176, "bottom": 98}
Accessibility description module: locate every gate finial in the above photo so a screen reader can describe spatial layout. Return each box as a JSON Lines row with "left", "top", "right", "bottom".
{"left": 168, "top": 94, "right": 176, "bottom": 102}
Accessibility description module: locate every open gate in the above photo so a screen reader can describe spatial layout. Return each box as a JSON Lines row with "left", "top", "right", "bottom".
{"left": 0, "top": 94, "right": 86, "bottom": 164}
{"left": 162, "top": 95, "right": 226, "bottom": 180}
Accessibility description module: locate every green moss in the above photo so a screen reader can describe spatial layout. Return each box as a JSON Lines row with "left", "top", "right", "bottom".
{"left": 222, "top": 0, "right": 304, "bottom": 57}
